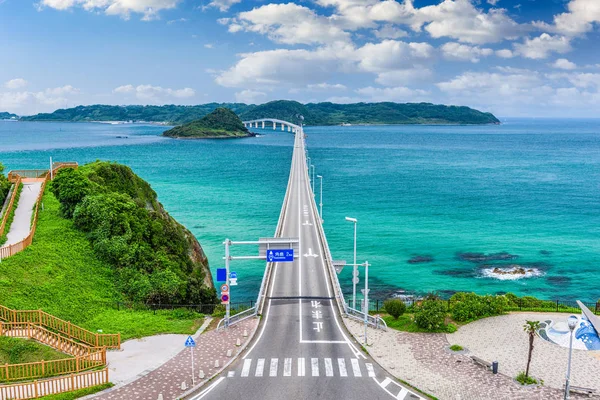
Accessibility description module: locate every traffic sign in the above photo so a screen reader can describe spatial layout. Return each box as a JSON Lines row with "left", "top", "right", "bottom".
{"left": 229, "top": 278, "right": 238, "bottom": 286}
{"left": 221, "top": 293, "right": 230, "bottom": 304}
{"left": 352, "top": 277, "right": 359, "bottom": 284}
{"left": 216, "top": 268, "right": 227, "bottom": 282}
{"left": 353, "top": 269, "right": 359, "bottom": 277}
{"left": 266, "top": 249, "right": 294, "bottom": 262}
{"left": 230, "top": 271, "right": 237, "bottom": 279}
{"left": 220, "top": 284, "right": 229, "bottom": 292}
{"left": 361, "top": 289, "right": 370, "bottom": 296}
{"left": 184, "top": 336, "right": 196, "bottom": 347}
{"left": 333, "top": 260, "right": 346, "bottom": 274}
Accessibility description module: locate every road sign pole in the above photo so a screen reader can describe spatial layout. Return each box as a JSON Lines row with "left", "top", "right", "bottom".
{"left": 352, "top": 220, "right": 357, "bottom": 309}
{"left": 225, "top": 239, "right": 231, "bottom": 328}
{"left": 364, "top": 261, "right": 369, "bottom": 346}
{"left": 191, "top": 345, "right": 195, "bottom": 385}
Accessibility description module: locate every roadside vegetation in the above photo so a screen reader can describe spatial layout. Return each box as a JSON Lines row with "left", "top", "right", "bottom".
{"left": 0, "top": 182, "right": 22, "bottom": 246}
{"left": 0, "top": 190, "right": 206, "bottom": 340}
{"left": 0, "top": 337, "right": 70, "bottom": 365}
{"left": 0, "top": 163, "right": 11, "bottom": 207}
{"left": 38, "top": 383, "right": 114, "bottom": 400}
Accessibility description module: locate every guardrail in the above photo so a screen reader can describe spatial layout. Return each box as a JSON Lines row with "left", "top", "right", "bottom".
{"left": 0, "top": 176, "right": 22, "bottom": 237}
{"left": 0, "top": 306, "right": 120, "bottom": 349}
{"left": 346, "top": 306, "right": 387, "bottom": 331}
{"left": 216, "top": 307, "right": 257, "bottom": 330}
{"left": 0, "top": 368, "right": 108, "bottom": 399}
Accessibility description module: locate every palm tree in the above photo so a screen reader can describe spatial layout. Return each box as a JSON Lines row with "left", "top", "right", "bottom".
{"left": 523, "top": 320, "right": 540, "bottom": 377}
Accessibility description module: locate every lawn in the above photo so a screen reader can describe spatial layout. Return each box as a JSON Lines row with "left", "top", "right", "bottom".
{"left": 0, "top": 191, "right": 204, "bottom": 340}
{"left": 0, "top": 337, "right": 70, "bottom": 364}
{"left": 381, "top": 314, "right": 457, "bottom": 333}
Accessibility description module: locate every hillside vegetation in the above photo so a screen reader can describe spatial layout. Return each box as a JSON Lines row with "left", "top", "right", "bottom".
{"left": 0, "top": 163, "right": 11, "bottom": 207}
{"left": 21, "top": 100, "right": 500, "bottom": 125}
{"left": 163, "top": 107, "right": 251, "bottom": 138}
{"left": 0, "top": 112, "right": 18, "bottom": 120}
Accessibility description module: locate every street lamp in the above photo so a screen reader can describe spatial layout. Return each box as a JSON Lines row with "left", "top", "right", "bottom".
{"left": 345, "top": 217, "right": 357, "bottom": 309}
{"left": 317, "top": 175, "right": 323, "bottom": 220}
{"left": 311, "top": 165, "right": 315, "bottom": 194}
{"left": 564, "top": 315, "right": 578, "bottom": 400}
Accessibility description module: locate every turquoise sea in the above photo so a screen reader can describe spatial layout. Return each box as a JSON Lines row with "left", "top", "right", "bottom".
{"left": 1, "top": 119, "right": 599, "bottom": 302}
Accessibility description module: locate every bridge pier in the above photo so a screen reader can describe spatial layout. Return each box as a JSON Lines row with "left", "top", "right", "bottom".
{"left": 262, "top": 121, "right": 265, "bottom": 129}
{"left": 273, "top": 122, "right": 276, "bottom": 130}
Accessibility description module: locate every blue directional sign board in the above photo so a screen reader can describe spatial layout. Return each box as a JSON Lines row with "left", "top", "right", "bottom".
{"left": 266, "top": 249, "right": 294, "bottom": 262}
{"left": 184, "top": 336, "right": 196, "bottom": 347}
{"left": 229, "top": 271, "right": 237, "bottom": 279}
{"left": 216, "top": 268, "right": 227, "bottom": 282}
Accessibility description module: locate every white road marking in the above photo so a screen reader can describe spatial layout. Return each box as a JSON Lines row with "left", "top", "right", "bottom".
{"left": 313, "top": 321, "right": 323, "bottom": 332}
{"left": 297, "top": 358, "right": 305, "bottom": 377}
{"left": 190, "top": 377, "right": 225, "bottom": 399}
{"left": 241, "top": 359, "right": 252, "bottom": 377}
{"left": 324, "top": 358, "right": 333, "bottom": 376}
{"left": 269, "top": 358, "right": 278, "bottom": 377}
{"left": 311, "top": 358, "right": 319, "bottom": 377}
{"left": 366, "top": 363, "right": 376, "bottom": 377}
{"left": 396, "top": 388, "right": 409, "bottom": 399}
{"left": 299, "top": 340, "right": 347, "bottom": 344}
{"left": 303, "top": 248, "right": 319, "bottom": 258}
{"left": 312, "top": 310, "right": 322, "bottom": 319}
{"left": 302, "top": 220, "right": 312, "bottom": 226}
{"left": 255, "top": 358, "right": 265, "bottom": 377}
{"left": 227, "top": 371, "right": 235, "bottom": 378}
{"left": 381, "top": 377, "right": 392, "bottom": 388}
{"left": 337, "top": 358, "right": 348, "bottom": 377}
{"left": 351, "top": 358, "right": 362, "bottom": 377}
{"left": 284, "top": 358, "right": 292, "bottom": 377}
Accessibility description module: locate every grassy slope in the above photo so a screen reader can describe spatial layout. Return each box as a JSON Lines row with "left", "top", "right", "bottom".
{"left": 0, "top": 183, "right": 23, "bottom": 246}
{"left": 0, "top": 337, "right": 70, "bottom": 364}
{"left": 0, "top": 191, "right": 203, "bottom": 340}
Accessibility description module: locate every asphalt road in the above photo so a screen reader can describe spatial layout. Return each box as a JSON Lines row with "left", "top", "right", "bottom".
{"left": 190, "top": 128, "right": 423, "bottom": 400}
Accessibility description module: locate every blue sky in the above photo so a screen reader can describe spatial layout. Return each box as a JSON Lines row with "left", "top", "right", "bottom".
{"left": 0, "top": 0, "right": 599, "bottom": 117}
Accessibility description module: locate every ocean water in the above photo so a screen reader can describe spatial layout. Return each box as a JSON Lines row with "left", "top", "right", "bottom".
{"left": 1, "top": 119, "right": 599, "bottom": 302}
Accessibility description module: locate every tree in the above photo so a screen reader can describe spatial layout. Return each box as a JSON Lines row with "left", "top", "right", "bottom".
{"left": 523, "top": 320, "right": 540, "bottom": 378}
{"left": 51, "top": 168, "right": 91, "bottom": 218}
{"left": 0, "top": 162, "right": 11, "bottom": 204}
{"left": 384, "top": 299, "right": 406, "bottom": 319}
{"left": 414, "top": 296, "right": 447, "bottom": 331}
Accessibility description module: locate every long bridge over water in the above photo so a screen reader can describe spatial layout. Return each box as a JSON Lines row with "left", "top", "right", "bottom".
{"left": 189, "top": 118, "right": 422, "bottom": 399}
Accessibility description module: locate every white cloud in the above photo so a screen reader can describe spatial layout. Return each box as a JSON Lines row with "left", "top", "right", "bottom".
{"left": 441, "top": 42, "right": 493, "bottom": 63}
{"left": 487, "top": 0, "right": 500, "bottom": 5}
{"left": 45, "top": 85, "right": 80, "bottom": 96}
{"left": 4, "top": 78, "right": 28, "bottom": 90}
{"left": 373, "top": 24, "right": 407, "bottom": 39}
{"left": 207, "top": 0, "right": 240, "bottom": 12}
{"left": 514, "top": 33, "right": 571, "bottom": 59}
{"left": 552, "top": 58, "right": 577, "bottom": 70}
{"left": 227, "top": 3, "right": 350, "bottom": 45}
{"left": 234, "top": 89, "right": 267, "bottom": 103}
{"left": 39, "top": 0, "right": 180, "bottom": 21}
{"left": 0, "top": 85, "right": 81, "bottom": 114}
{"left": 374, "top": 68, "right": 433, "bottom": 86}
{"left": 547, "top": 73, "right": 600, "bottom": 89}
{"left": 290, "top": 83, "right": 348, "bottom": 93}
{"left": 355, "top": 86, "right": 429, "bottom": 102}
{"left": 533, "top": 0, "right": 600, "bottom": 37}
{"left": 113, "top": 84, "right": 195, "bottom": 101}
{"left": 204, "top": 43, "right": 214, "bottom": 49}
{"left": 355, "top": 40, "right": 435, "bottom": 73}
{"left": 167, "top": 18, "right": 187, "bottom": 24}
{"left": 495, "top": 49, "right": 514, "bottom": 58}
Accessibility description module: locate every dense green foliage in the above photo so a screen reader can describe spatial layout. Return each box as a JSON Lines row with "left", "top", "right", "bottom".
{"left": 449, "top": 344, "right": 463, "bottom": 352}
{"left": 449, "top": 292, "right": 508, "bottom": 322}
{"left": 21, "top": 100, "right": 500, "bottom": 125}
{"left": 51, "top": 162, "right": 216, "bottom": 305}
{"left": 0, "top": 163, "right": 12, "bottom": 209}
{"left": 0, "top": 182, "right": 22, "bottom": 246}
{"left": 0, "top": 112, "right": 18, "bottom": 120}
{"left": 383, "top": 298, "right": 406, "bottom": 319}
{"left": 0, "top": 190, "right": 207, "bottom": 339}
{"left": 39, "top": 383, "right": 114, "bottom": 399}
{"left": 0, "top": 337, "right": 70, "bottom": 365}
{"left": 413, "top": 296, "right": 448, "bottom": 331}
{"left": 163, "top": 108, "right": 250, "bottom": 138}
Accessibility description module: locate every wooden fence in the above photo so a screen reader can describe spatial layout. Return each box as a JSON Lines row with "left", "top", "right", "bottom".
{"left": 0, "top": 306, "right": 120, "bottom": 350}
{"left": 0, "top": 176, "right": 22, "bottom": 237}
{"left": 0, "top": 368, "right": 108, "bottom": 399}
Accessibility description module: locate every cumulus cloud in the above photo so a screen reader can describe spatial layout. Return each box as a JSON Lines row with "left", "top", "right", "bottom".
{"left": 441, "top": 42, "right": 493, "bottom": 63}
{"left": 234, "top": 89, "right": 267, "bottom": 103}
{"left": 373, "top": 24, "right": 407, "bottom": 39}
{"left": 495, "top": 49, "right": 514, "bottom": 58}
{"left": 113, "top": 84, "right": 195, "bottom": 101}
{"left": 289, "top": 83, "right": 348, "bottom": 93}
{"left": 207, "top": 0, "right": 241, "bottom": 12}
{"left": 374, "top": 68, "right": 433, "bottom": 86}
{"left": 0, "top": 84, "right": 81, "bottom": 114}
{"left": 4, "top": 78, "right": 29, "bottom": 90}
{"left": 355, "top": 86, "right": 430, "bottom": 102}
{"left": 552, "top": 58, "right": 577, "bottom": 70}
{"left": 514, "top": 34, "right": 571, "bottom": 59}
{"left": 39, "top": 0, "right": 180, "bottom": 21}
{"left": 533, "top": 0, "right": 600, "bottom": 37}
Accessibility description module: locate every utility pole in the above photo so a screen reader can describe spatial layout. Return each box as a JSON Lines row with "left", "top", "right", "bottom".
{"left": 345, "top": 217, "right": 358, "bottom": 309}
{"left": 317, "top": 175, "right": 323, "bottom": 220}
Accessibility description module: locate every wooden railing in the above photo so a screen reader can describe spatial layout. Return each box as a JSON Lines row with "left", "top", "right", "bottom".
{"left": 0, "top": 176, "right": 22, "bottom": 237}
{"left": 0, "top": 306, "right": 120, "bottom": 350}
{"left": 7, "top": 171, "right": 47, "bottom": 182}
{"left": 0, "top": 368, "right": 108, "bottom": 399}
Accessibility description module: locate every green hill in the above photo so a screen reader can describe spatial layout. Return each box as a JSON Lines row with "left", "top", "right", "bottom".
{"left": 0, "top": 112, "right": 18, "bottom": 120}
{"left": 21, "top": 101, "right": 500, "bottom": 125}
{"left": 163, "top": 107, "right": 251, "bottom": 138}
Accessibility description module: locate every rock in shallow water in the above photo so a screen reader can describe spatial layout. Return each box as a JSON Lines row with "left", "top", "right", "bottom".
{"left": 457, "top": 252, "right": 518, "bottom": 263}
{"left": 407, "top": 255, "right": 434, "bottom": 264}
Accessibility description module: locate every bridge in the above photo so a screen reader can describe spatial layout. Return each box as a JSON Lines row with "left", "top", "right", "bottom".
{"left": 190, "top": 120, "right": 421, "bottom": 399}
{"left": 242, "top": 118, "right": 301, "bottom": 133}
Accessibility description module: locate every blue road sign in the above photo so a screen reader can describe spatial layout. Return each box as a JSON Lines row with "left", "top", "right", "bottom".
{"left": 216, "top": 268, "right": 227, "bottom": 282}
{"left": 230, "top": 271, "right": 237, "bottom": 279}
{"left": 184, "top": 336, "right": 196, "bottom": 347}
{"left": 266, "top": 249, "right": 294, "bottom": 262}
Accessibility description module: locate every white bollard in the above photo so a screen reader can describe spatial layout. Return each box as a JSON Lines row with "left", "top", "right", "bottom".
{"left": 243, "top": 329, "right": 248, "bottom": 337}
{"left": 214, "top": 359, "right": 220, "bottom": 368}
{"left": 181, "top": 382, "right": 187, "bottom": 390}
{"left": 226, "top": 349, "right": 232, "bottom": 357}
{"left": 236, "top": 338, "right": 241, "bottom": 346}
{"left": 158, "top": 395, "right": 164, "bottom": 400}
{"left": 199, "top": 369, "right": 205, "bottom": 379}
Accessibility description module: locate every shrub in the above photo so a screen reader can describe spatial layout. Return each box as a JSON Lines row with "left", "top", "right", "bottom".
{"left": 414, "top": 297, "right": 447, "bottom": 331}
{"left": 515, "top": 371, "right": 538, "bottom": 385}
{"left": 450, "top": 292, "right": 508, "bottom": 322}
{"left": 384, "top": 298, "right": 406, "bottom": 319}
{"left": 0, "top": 163, "right": 11, "bottom": 206}
{"left": 449, "top": 344, "right": 463, "bottom": 351}
{"left": 51, "top": 168, "right": 91, "bottom": 218}
{"left": 446, "top": 323, "right": 457, "bottom": 333}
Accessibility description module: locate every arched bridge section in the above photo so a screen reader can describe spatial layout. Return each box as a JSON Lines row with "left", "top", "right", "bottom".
{"left": 242, "top": 118, "right": 301, "bottom": 133}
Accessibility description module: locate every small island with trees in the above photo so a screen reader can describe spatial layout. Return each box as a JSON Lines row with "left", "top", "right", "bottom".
{"left": 162, "top": 107, "right": 253, "bottom": 139}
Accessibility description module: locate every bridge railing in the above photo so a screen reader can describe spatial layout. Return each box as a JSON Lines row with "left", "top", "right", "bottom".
{"left": 0, "top": 176, "right": 22, "bottom": 237}
{"left": 216, "top": 307, "right": 256, "bottom": 330}
{"left": 345, "top": 306, "right": 387, "bottom": 331}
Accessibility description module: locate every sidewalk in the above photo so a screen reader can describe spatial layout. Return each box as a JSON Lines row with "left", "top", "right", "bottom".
{"left": 92, "top": 318, "right": 258, "bottom": 400}
{"left": 2, "top": 180, "right": 42, "bottom": 247}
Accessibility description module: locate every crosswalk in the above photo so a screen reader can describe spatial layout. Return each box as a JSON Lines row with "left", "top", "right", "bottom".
{"left": 233, "top": 357, "right": 376, "bottom": 379}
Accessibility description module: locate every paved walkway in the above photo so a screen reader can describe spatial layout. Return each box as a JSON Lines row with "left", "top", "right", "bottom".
{"left": 91, "top": 318, "right": 258, "bottom": 400}
{"left": 344, "top": 317, "right": 597, "bottom": 400}
{"left": 2, "top": 180, "right": 42, "bottom": 247}
{"left": 106, "top": 318, "right": 213, "bottom": 386}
